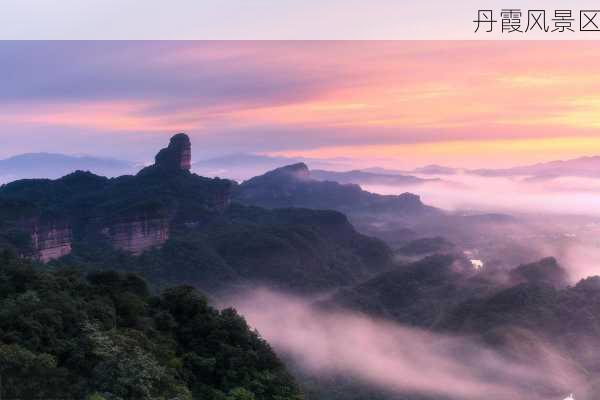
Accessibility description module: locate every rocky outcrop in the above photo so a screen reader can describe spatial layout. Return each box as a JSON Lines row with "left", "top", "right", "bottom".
{"left": 0, "top": 132, "right": 233, "bottom": 258}
{"left": 30, "top": 223, "right": 72, "bottom": 262}
{"left": 154, "top": 133, "right": 191, "bottom": 171}
{"left": 104, "top": 218, "right": 169, "bottom": 255}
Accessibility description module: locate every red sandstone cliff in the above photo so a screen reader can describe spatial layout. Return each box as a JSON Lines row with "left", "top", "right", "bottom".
{"left": 103, "top": 218, "right": 169, "bottom": 255}
{"left": 29, "top": 222, "right": 72, "bottom": 262}
{"left": 4, "top": 133, "right": 232, "bottom": 261}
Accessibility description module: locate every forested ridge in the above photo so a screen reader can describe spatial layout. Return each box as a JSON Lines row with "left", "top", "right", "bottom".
{"left": 0, "top": 251, "right": 302, "bottom": 400}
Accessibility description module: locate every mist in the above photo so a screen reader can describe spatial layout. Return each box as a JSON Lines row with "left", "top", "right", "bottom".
{"left": 363, "top": 173, "right": 600, "bottom": 216}
{"left": 357, "top": 172, "right": 600, "bottom": 284}
{"left": 227, "top": 289, "right": 589, "bottom": 400}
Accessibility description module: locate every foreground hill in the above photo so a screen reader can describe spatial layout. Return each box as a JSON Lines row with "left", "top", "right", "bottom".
{"left": 0, "top": 253, "right": 301, "bottom": 400}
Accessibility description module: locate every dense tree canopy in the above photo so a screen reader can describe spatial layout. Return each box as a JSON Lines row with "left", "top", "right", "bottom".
{"left": 0, "top": 251, "right": 302, "bottom": 400}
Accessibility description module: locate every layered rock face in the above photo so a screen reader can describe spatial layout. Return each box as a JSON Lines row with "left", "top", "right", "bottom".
{"left": 103, "top": 133, "right": 232, "bottom": 254}
{"left": 154, "top": 133, "right": 191, "bottom": 171}
{"left": 105, "top": 218, "right": 169, "bottom": 255}
{"left": 30, "top": 223, "right": 72, "bottom": 262}
{"left": 0, "top": 132, "right": 233, "bottom": 259}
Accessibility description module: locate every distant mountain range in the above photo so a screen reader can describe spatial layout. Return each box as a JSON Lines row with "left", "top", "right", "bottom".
{"left": 194, "top": 153, "right": 444, "bottom": 187}
{"left": 470, "top": 155, "right": 600, "bottom": 179}
{"left": 366, "top": 156, "right": 600, "bottom": 181}
{"left": 234, "top": 162, "right": 438, "bottom": 216}
{"left": 5, "top": 151, "right": 600, "bottom": 188}
{"left": 0, "top": 153, "right": 137, "bottom": 181}
{"left": 411, "top": 164, "right": 460, "bottom": 175}
{"left": 361, "top": 165, "right": 461, "bottom": 176}
{"left": 0, "top": 149, "right": 510, "bottom": 197}
{"left": 406, "top": 156, "right": 600, "bottom": 180}
{"left": 310, "top": 169, "right": 437, "bottom": 186}
{"left": 193, "top": 153, "right": 353, "bottom": 181}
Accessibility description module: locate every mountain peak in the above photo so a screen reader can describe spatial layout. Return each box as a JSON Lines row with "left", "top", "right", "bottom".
{"left": 154, "top": 133, "right": 191, "bottom": 171}
{"left": 268, "top": 162, "right": 310, "bottom": 180}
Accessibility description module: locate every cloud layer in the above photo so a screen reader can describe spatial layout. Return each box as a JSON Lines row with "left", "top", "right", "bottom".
{"left": 4, "top": 41, "right": 600, "bottom": 167}
{"left": 230, "top": 289, "right": 587, "bottom": 400}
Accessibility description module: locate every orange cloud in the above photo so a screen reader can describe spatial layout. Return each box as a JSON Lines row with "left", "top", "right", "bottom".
{"left": 4, "top": 41, "right": 600, "bottom": 167}
{"left": 0, "top": 101, "right": 202, "bottom": 132}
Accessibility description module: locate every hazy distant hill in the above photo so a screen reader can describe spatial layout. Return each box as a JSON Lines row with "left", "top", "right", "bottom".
{"left": 367, "top": 156, "right": 600, "bottom": 180}
{"left": 325, "top": 254, "right": 489, "bottom": 326}
{"left": 326, "top": 255, "right": 572, "bottom": 329}
{"left": 396, "top": 236, "right": 455, "bottom": 256}
{"left": 470, "top": 155, "right": 600, "bottom": 179}
{"left": 0, "top": 153, "right": 136, "bottom": 182}
{"left": 411, "top": 164, "right": 460, "bottom": 175}
{"left": 361, "top": 156, "right": 600, "bottom": 181}
{"left": 235, "top": 163, "right": 438, "bottom": 216}
{"left": 193, "top": 153, "right": 301, "bottom": 178}
{"left": 310, "top": 169, "right": 436, "bottom": 186}
{"left": 360, "top": 166, "right": 411, "bottom": 175}
{"left": 193, "top": 153, "right": 351, "bottom": 181}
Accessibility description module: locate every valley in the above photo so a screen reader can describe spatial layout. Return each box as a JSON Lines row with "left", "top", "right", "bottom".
{"left": 1, "top": 133, "right": 599, "bottom": 399}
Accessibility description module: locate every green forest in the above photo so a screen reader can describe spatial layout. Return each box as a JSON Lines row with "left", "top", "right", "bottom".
{"left": 0, "top": 251, "right": 301, "bottom": 400}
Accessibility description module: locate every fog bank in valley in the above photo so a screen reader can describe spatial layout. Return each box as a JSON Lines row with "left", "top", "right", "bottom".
{"left": 361, "top": 173, "right": 600, "bottom": 283}
{"left": 364, "top": 174, "right": 600, "bottom": 216}
{"left": 227, "top": 289, "right": 589, "bottom": 400}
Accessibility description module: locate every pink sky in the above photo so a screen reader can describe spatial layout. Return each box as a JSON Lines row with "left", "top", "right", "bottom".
{"left": 2, "top": 41, "right": 600, "bottom": 168}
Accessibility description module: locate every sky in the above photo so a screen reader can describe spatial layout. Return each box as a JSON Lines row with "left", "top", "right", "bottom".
{"left": 3, "top": 41, "right": 600, "bottom": 169}
{"left": 2, "top": 0, "right": 598, "bottom": 40}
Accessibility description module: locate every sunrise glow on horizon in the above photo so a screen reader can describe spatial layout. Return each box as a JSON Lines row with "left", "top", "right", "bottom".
{"left": 3, "top": 41, "right": 600, "bottom": 168}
